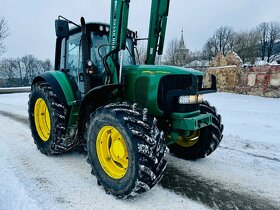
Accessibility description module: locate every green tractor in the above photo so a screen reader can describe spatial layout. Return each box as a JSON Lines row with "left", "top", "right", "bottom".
{"left": 28, "top": 0, "right": 223, "bottom": 198}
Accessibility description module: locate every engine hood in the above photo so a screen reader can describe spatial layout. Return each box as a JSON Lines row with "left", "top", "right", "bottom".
{"left": 123, "top": 65, "right": 204, "bottom": 77}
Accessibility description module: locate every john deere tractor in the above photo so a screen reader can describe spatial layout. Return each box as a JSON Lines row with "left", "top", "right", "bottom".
{"left": 28, "top": 0, "right": 223, "bottom": 198}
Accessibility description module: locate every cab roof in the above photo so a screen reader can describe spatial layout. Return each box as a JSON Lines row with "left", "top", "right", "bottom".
{"left": 69, "top": 22, "right": 136, "bottom": 39}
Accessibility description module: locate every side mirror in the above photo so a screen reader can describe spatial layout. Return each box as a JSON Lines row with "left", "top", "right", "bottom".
{"left": 55, "top": 19, "right": 69, "bottom": 38}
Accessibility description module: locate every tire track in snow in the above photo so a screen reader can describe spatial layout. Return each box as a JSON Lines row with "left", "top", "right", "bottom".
{"left": 0, "top": 110, "right": 29, "bottom": 125}
{"left": 160, "top": 163, "right": 280, "bottom": 210}
{"left": 2, "top": 110, "right": 280, "bottom": 210}
{"left": 220, "top": 146, "right": 280, "bottom": 162}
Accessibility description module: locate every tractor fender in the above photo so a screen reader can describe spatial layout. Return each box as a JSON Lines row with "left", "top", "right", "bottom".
{"left": 77, "top": 84, "right": 124, "bottom": 139}
{"left": 32, "top": 71, "right": 76, "bottom": 107}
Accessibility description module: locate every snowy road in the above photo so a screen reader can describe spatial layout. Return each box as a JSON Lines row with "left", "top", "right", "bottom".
{"left": 0, "top": 93, "right": 279, "bottom": 210}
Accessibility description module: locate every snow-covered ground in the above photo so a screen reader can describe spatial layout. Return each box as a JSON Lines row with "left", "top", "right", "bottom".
{"left": 0, "top": 92, "right": 279, "bottom": 210}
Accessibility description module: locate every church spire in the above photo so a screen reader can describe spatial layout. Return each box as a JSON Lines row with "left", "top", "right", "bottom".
{"left": 179, "top": 27, "right": 186, "bottom": 49}
{"left": 175, "top": 27, "right": 190, "bottom": 66}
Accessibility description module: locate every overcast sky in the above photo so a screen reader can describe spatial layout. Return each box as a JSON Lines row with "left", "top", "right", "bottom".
{"left": 1, "top": 0, "right": 280, "bottom": 61}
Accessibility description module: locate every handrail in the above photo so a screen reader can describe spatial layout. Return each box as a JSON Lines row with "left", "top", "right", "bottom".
{"left": 0, "top": 87, "right": 31, "bottom": 94}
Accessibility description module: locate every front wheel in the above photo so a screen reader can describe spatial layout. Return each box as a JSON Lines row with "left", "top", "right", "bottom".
{"left": 168, "top": 101, "right": 224, "bottom": 160}
{"left": 86, "top": 103, "right": 167, "bottom": 198}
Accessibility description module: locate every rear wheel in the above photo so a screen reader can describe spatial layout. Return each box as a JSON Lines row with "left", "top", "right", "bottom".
{"left": 86, "top": 103, "right": 167, "bottom": 198}
{"left": 28, "top": 82, "right": 75, "bottom": 155}
{"left": 168, "top": 101, "right": 223, "bottom": 160}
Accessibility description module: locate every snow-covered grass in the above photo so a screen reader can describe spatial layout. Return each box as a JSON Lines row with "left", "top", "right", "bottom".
{"left": 206, "top": 92, "right": 280, "bottom": 144}
{"left": 0, "top": 92, "right": 279, "bottom": 209}
{"left": 0, "top": 92, "right": 29, "bottom": 117}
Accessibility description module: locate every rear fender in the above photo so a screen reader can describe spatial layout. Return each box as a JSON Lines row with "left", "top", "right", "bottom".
{"left": 32, "top": 71, "right": 76, "bottom": 107}
{"left": 32, "top": 71, "right": 79, "bottom": 133}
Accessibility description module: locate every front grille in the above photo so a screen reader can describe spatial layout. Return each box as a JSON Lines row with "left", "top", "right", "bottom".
{"left": 157, "top": 75, "right": 199, "bottom": 113}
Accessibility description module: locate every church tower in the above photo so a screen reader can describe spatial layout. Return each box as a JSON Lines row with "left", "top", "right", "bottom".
{"left": 175, "top": 28, "right": 190, "bottom": 66}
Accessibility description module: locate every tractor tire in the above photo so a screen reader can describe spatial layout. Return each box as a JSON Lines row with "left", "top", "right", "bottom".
{"left": 168, "top": 101, "right": 224, "bottom": 160}
{"left": 86, "top": 102, "right": 167, "bottom": 198}
{"left": 28, "top": 82, "right": 75, "bottom": 155}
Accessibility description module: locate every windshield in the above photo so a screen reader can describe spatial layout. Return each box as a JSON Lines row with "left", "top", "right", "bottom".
{"left": 121, "top": 38, "right": 136, "bottom": 65}
{"left": 91, "top": 32, "right": 135, "bottom": 73}
{"left": 91, "top": 33, "right": 109, "bottom": 74}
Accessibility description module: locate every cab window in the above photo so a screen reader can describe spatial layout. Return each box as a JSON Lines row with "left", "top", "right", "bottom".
{"left": 91, "top": 33, "right": 109, "bottom": 74}
{"left": 66, "top": 32, "right": 81, "bottom": 79}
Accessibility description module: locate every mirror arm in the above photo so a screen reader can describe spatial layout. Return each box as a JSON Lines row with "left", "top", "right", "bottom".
{"left": 58, "top": 15, "right": 81, "bottom": 28}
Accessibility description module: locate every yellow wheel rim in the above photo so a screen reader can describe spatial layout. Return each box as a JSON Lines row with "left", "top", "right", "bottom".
{"left": 96, "top": 126, "right": 128, "bottom": 179}
{"left": 176, "top": 130, "right": 200, "bottom": 147}
{"left": 34, "top": 98, "right": 51, "bottom": 142}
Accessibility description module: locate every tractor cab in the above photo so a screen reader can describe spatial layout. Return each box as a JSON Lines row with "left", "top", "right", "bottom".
{"left": 55, "top": 22, "right": 136, "bottom": 99}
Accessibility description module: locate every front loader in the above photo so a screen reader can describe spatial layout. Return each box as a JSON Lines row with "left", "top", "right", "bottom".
{"left": 28, "top": 0, "right": 223, "bottom": 198}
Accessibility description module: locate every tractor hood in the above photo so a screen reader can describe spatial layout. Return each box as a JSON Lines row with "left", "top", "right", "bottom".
{"left": 122, "top": 65, "right": 211, "bottom": 117}
{"left": 123, "top": 65, "right": 204, "bottom": 77}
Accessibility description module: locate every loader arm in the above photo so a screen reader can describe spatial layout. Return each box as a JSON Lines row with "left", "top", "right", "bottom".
{"left": 106, "top": 0, "right": 170, "bottom": 83}
{"left": 107, "top": 0, "right": 130, "bottom": 84}
{"left": 145, "top": 0, "right": 170, "bottom": 65}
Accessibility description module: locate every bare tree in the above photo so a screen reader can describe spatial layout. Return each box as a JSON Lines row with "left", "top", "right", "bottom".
{"left": 256, "top": 22, "right": 269, "bottom": 61}
{"left": 267, "top": 22, "right": 280, "bottom": 62}
{"left": 16, "top": 58, "right": 25, "bottom": 86}
{"left": 163, "top": 38, "right": 179, "bottom": 65}
{"left": 21, "top": 55, "right": 45, "bottom": 85}
{"left": 202, "top": 22, "right": 280, "bottom": 64}
{"left": 0, "top": 17, "right": 9, "bottom": 57}
{"left": 13, "top": 57, "right": 29, "bottom": 86}
{"left": 234, "top": 30, "right": 258, "bottom": 64}
{"left": 0, "top": 58, "right": 16, "bottom": 86}
{"left": 42, "top": 59, "right": 53, "bottom": 72}
{"left": 202, "top": 26, "right": 235, "bottom": 61}
{"left": 135, "top": 42, "right": 147, "bottom": 65}
{"left": 202, "top": 38, "right": 216, "bottom": 61}
{"left": 188, "top": 50, "right": 202, "bottom": 62}
{"left": 0, "top": 55, "right": 53, "bottom": 87}
{"left": 228, "top": 32, "right": 238, "bottom": 51}
{"left": 256, "top": 22, "right": 280, "bottom": 62}
{"left": 212, "top": 26, "right": 235, "bottom": 56}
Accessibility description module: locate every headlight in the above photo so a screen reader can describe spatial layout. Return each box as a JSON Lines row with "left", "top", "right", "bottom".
{"left": 189, "top": 95, "right": 198, "bottom": 103}
{"left": 178, "top": 96, "right": 190, "bottom": 104}
{"left": 197, "top": 95, "right": 203, "bottom": 103}
{"left": 178, "top": 95, "right": 203, "bottom": 104}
